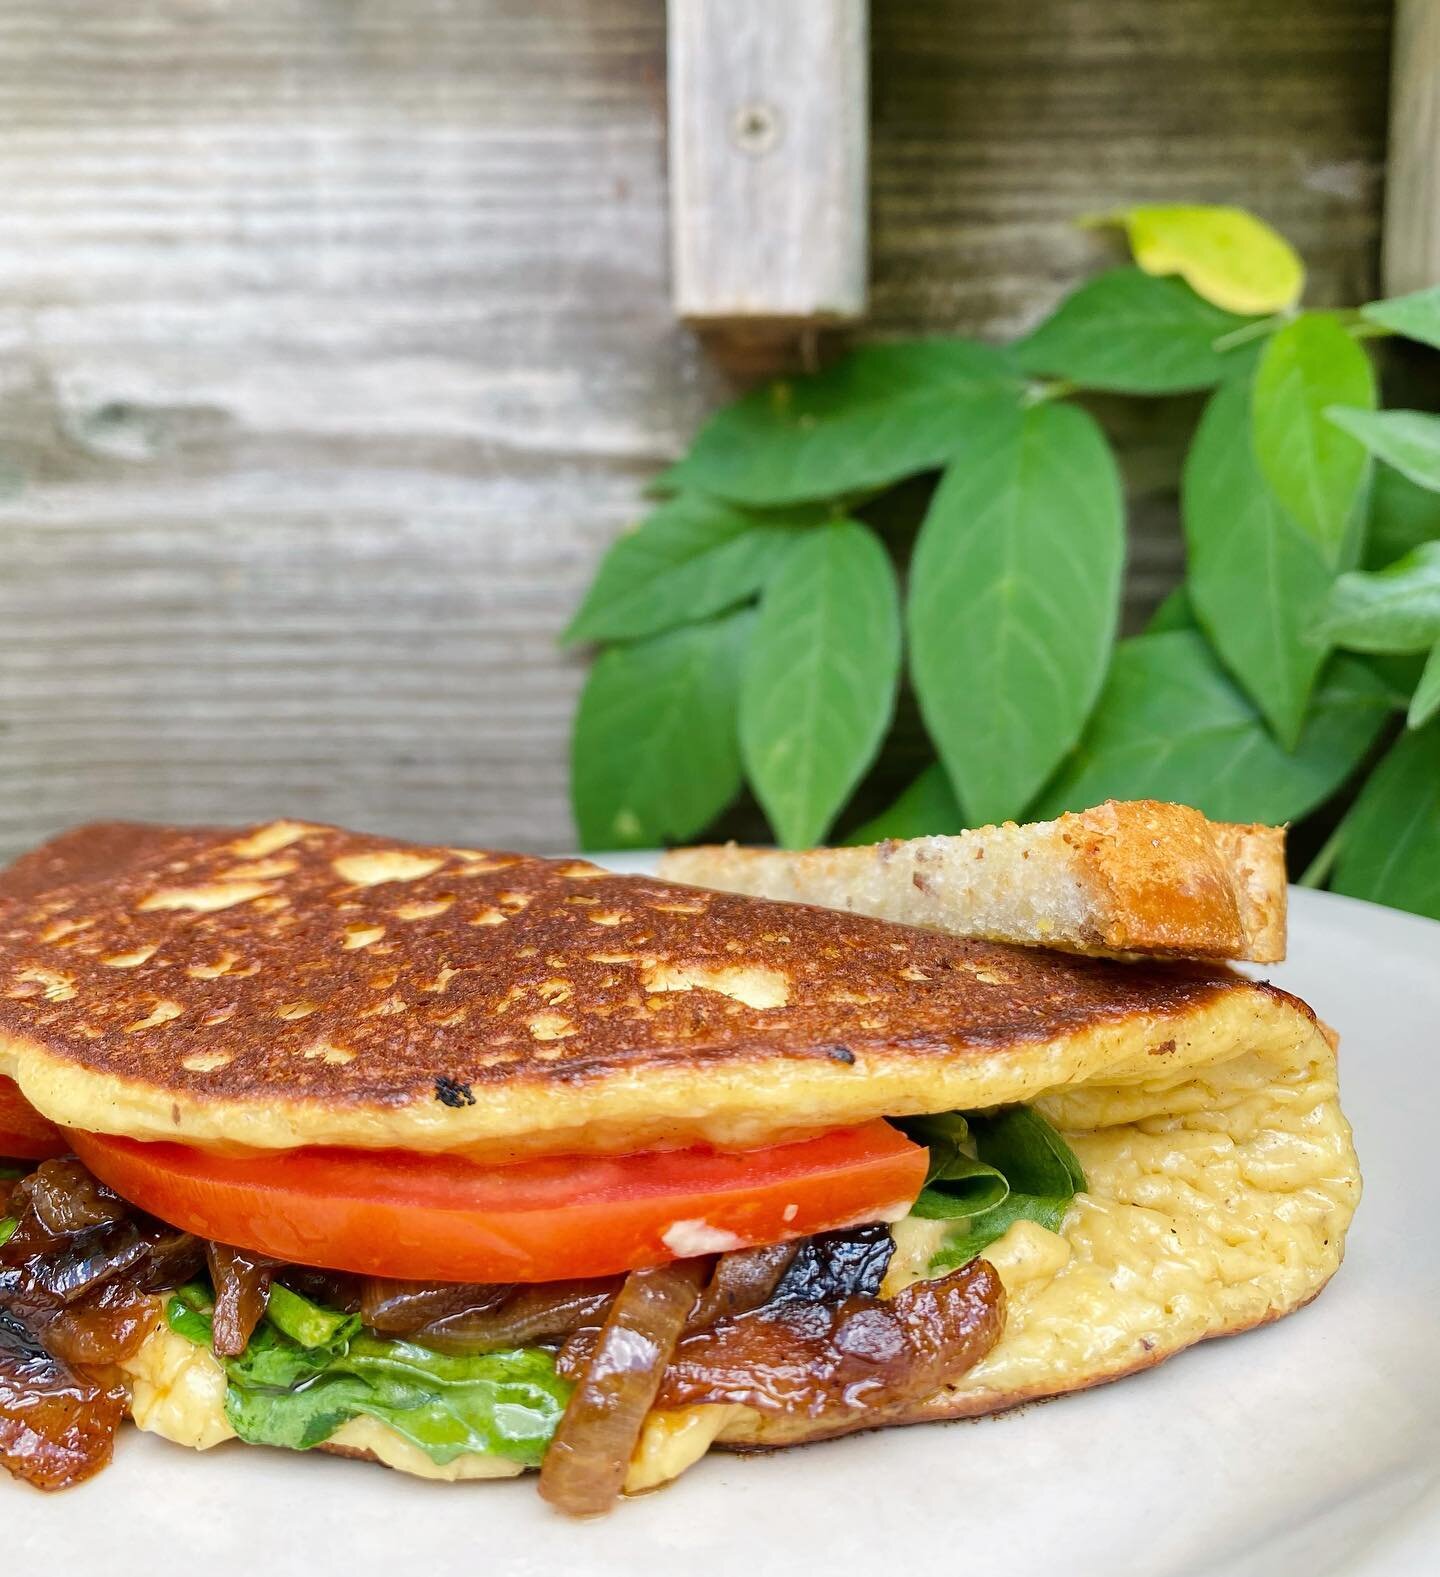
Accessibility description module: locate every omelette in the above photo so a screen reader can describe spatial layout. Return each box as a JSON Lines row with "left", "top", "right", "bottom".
{"left": 0, "top": 818, "right": 1358, "bottom": 1512}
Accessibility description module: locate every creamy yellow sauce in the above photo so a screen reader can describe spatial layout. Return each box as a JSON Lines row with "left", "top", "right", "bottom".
{"left": 117, "top": 1021, "right": 1358, "bottom": 1492}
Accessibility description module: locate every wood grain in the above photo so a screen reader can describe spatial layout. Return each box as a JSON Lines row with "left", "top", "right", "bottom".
{"left": 668, "top": 0, "right": 867, "bottom": 322}
{"left": 1383, "top": 0, "right": 1440, "bottom": 295}
{"left": 0, "top": 0, "right": 1391, "bottom": 860}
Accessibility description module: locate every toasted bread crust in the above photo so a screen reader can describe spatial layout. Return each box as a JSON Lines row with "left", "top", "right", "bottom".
{"left": 658, "top": 800, "right": 1287, "bottom": 963}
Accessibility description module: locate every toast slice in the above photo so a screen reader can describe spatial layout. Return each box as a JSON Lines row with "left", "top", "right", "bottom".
{"left": 657, "top": 799, "right": 1286, "bottom": 963}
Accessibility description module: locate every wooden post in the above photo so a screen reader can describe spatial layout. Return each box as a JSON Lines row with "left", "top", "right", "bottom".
{"left": 1384, "top": 0, "right": 1440, "bottom": 295}
{"left": 667, "top": 0, "right": 868, "bottom": 326}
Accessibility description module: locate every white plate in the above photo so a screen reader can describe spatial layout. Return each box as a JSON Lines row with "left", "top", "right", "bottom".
{"left": 9, "top": 880, "right": 1438, "bottom": 1577}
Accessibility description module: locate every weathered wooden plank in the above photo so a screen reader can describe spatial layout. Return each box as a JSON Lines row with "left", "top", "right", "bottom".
{"left": 668, "top": 0, "right": 868, "bottom": 322}
{"left": 0, "top": 0, "right": 1391, "bottom": 862}
{"left": 1384, "top": 0, "right": 1440, "bottom": 294}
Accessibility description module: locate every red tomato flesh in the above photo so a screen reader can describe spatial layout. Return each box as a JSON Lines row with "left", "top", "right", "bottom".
{"left": 70, "top": 1121, "right": 927, "bottom": 1283}
{"left": 0, "top": 1076, "right": 67, "bottom": 1161}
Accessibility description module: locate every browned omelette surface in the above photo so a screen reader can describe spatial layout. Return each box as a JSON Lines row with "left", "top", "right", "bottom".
{"left": 0, "top": 820, "right": 1316, "bottom": 1158}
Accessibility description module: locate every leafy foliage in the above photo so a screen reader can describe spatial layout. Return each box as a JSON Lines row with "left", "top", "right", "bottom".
{"left": 1252, "top": 314, "right": 1376, "bottom": 564}
{"left": 1316, "top": 543, "right": 1440, "bottom": 653}
{"left": 669, "top": 341, "right": 1021, "bottom": 506}
{"left": 843, "top": 763, "right": 964, "bottom": 845}
{"left": 739, "top": 521, "right": 901, "bottom": 848}
{"left": 1112, "top": 204, "right": 1305, "bottom": 315}
{"left": 1183, "top": 375, "right": 1333, "bottom": 747}
{"left": 1361, "top": 285, "right": 1440, "bottom": 351}
{"left": 1016, "top": 267, "right": 1258, "bottom": 393}
{"left": 908, "top": 397, "right": 1124, "bottom": 824}
{"left": 570, "top": 611, "right": 750, "bottom": 849}
{"left": 564, "top": 494, "right": 814, "bottom": 644}
{"left": 1332, "top": 723, "right": 1440, "bottom": 920}
{"left": 1326, "top": 407, "right": 1440, "bottom": 494}
{"left": 1031, "top": 633, "right": 1394, "bottom": 826}
{"left": 567, "top": 205, "right": 1440, "bottom": 920}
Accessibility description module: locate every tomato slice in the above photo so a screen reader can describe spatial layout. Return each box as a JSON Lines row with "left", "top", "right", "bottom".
{"left": 70, "top": 1122, "right": 926, "bottom": 1284}
{"left": 0, "top": 1075, "right": 67, "bottom": 1162}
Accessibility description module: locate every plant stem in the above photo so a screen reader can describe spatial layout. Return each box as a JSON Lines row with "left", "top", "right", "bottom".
{"left": 1025, "top": 378, "right": 1076, "bottom": 407}
{"left": 1211, "top": 314, "right": 1286, "bottom": 352}
{"left": 1298, "top": 822, "right": 1347, "bottom": 889}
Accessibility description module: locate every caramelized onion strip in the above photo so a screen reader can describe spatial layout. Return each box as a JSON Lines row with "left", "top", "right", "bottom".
{"left": 686, "top": 1243, "right": 798, "bottom": 1332}
{"left": 360, "top": 1277, "right": 618, "bottom": 1354}
{"left": 539, "top": 1260, "right": 704, "bottom": 1517}
{"left": 208, "top": 1243, "right": 278, "bottom": 1358}
{"left": 654, "top": 1257, "right": 1005, "bottom": 1421}
{"left": 0, "top": 1308, "right": 126, "bottom": 1491}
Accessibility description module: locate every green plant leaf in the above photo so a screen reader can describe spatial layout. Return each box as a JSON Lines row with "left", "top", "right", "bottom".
{"left": 1014, "top": 267, "right": 1260, "bottom": 393}
{"left": 1315, "top": 542, "right": 1440, "bottom": 653}
{"left": 842, "top": 762, "right": 965, "bottom": 845}
{"left": 909, "top": 1148, "right": 1010, "bottom": 1221}
{"left": 1326, "top": 407, "right": 1440, "bottom": 494}
{"left": 563, "top": 494, "right": 814, "bottom": 644}
{"left": 571, "top": 610, "right": 750, "bottom": 849}
{"left": 1368, "top": 461, "right": 1440, "bottom": 568}
{"left": 908, "top": 398, "right": 1124, "bottom": 825}
{"left": 1332, "top": 721, "right": 1440, "bottom": 920}
{"left": 1031, "top": 631, "right": 1395, "bottom": 825}
{"left": 1252, "top": 314, "right": 1376, "bottom": 563}
{"left": 669, "top": 341, "right": 1022, "bottom": 507}
{"left": 926, "top": 1106, "right": 1087, "bottom": 1273}
{"left": 1145, "top": 584, "right": 1198, "bottom": 634}
{"left": 1361, "top": 285, "right": 1440, "bottom": 351}
{"left": 1409, "top": 643, "right": 1440, "bottom": 730}
{"left": 740, "top": 521, "right": 902, "bottom": 848}
{"left": 1183, "top": 377, "right": 1334, "bottom": 747}
{"left": 1116, "top": 205, "right": 1305, "bottom": 315}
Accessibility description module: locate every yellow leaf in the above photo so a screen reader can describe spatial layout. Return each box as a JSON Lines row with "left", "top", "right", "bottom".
{"left": 1109, "top": 205, "right": 1304, "bottom": 315}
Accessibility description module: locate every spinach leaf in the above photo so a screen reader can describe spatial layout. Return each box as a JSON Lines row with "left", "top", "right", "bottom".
{"left": 0, "top": 1217, "right": 16, "bottom": 1248}
{"left": 908, "top": 396, "right": 1125, "bottom": 825}
{"left": 1032, "top": 632, "right": 1395, "bottom": 826}
{"left": 1253, "top": 314, "right": 1375, "bottom": 564}
{"left": 570, "top": 608, "right": 750, "bottom": 849}
{"left": 226, "top": 1338, "right": 570, "bottom": 1468}
{"left": 669, "top": 341, "right": 1023, "bottom": 506}
{"left": 1184, "top": 374, "right": 1336, "bottom": 748}
{"left": 901, "top": 1109, "right": 1009, "bottom": 1221}
{"left": 842, "top": 762, "right": 965, "bottom": 845}
{"left": 974, "top": 1105, "right": 1087, "bottom": 1196}
{"left": 911, "top": 1153, "right": 1008, "bottom": 1221}
{"left": 740, "top": 520, "right": 901, "bottom": 848}
{"left": 1015, "top": 267, "right": 1260, "bottom": 393}
{"left": 563, "top": 494, "right": 815, "bottom": 645}
{"left": 165, "top": 1283, "right": 571, "bottom": 1468}
{"left": 225, "top": 1373, "right": 375, "bottom": 1452}
{"left": 916, "top": 1106, "right": 1088, "bottom": 1273}
{"left": 929, "top": 1194, "right": 1074, "bottom": 1274}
